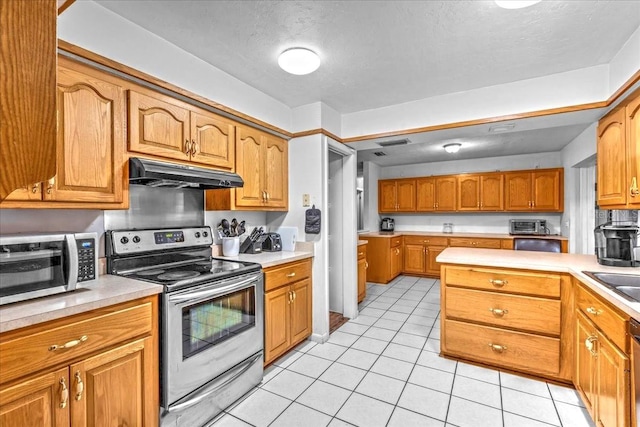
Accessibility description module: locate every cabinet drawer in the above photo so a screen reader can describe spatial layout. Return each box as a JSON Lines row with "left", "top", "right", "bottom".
{"left": 444, "top": 266, "right": 560, "bottom": 298}
{"left": 0, "top": 300, "right": 153, "bottom": 385}
{"left": 264, "top": 259, "right": 312, "bottom": 292}
{"left": 390, "top": 237, "right": 402, "bottom": 248}
{"left": 443, "top": 319, "right": 560, "bottom": 377}
{"left": 576, "top": 283, "right": 628, "bottom": 351}
{"left": 403, "top": 235, "right": 448, "bottom": 246}
{"left": 448, "top": 238, "right": 502, "bottom": 249}
{"left": 445, "top": 287, "right": 561, "bottom": 335}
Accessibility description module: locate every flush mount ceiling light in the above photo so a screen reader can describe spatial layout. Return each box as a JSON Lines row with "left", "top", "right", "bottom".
{"left": 443, "top": 143, "right": 461, "bottom": 154}
{"left": 278, "top": 48, "right": 320, "bottom": 75}
{"left": 495, "top": 0, "right": 541, "bottom": 9}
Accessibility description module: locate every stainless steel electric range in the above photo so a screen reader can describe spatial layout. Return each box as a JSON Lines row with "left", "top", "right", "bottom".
{"left": 106, "top": 226, "right": 263, "bottom": 427}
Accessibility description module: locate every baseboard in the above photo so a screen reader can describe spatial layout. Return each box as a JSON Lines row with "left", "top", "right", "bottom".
{"left": 310, "top": 332, "right": 329, "bottom": 343}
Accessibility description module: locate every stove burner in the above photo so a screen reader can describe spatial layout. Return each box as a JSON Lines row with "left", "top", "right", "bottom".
{"left": 157, "top": 271, "right": 201, "bottom": 281}
{"left": 137, "top": 269, "right": 166, "bottom": 276}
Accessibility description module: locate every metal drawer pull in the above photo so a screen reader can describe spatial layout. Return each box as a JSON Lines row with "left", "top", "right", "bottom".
{"left": 292, "top": 291, "right": 296, "bottom": 301}
{"left": 286, "top": 272, "right": 296, "bottom": 278}
{"left": 489, "top": 308, "right": 508, "bottom": 317}
{"left": 287, "top": 291, "right": 292, "bottom": 304}
{"left": 191, "top": 139, "right": 198, "bottom": 156}
{"left": 184, "top": 139, "right": 191, "bottom": 155}
{"left": 631, "top": 177, "right": 639, "bottom": 196}
{"left": 586, "top": 306, "right": 603, "bottom": 316}
{"left": 74, "top": 371, "right": 84, "bottom": 401}
{"left": 365, "top": 261, "right": 369, "bottom": 269}
{"left": 49, "top": 335, "right": 88, "bottom": 351}
{"left": 358, "top": 252, "right": 364, "bottom": 256}
{"left": 489, "top": 279, "right": 507, "bottom": 287}
{"left": 585, "top": 336, "right": 598, "bottom": 357}
{"left": 488, "top": 343, "right": 507, "bottom": 353}
{"left": 59, "top": 378, "right": 69, "bottom": 408}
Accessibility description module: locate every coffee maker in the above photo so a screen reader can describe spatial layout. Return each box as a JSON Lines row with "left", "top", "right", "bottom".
{"left": 594, "top": 223, "right": 640, "bottom": 267}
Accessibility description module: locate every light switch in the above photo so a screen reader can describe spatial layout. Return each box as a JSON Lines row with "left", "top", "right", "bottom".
{"left": 303, "top": 194, "right": 311, "bottom": 207}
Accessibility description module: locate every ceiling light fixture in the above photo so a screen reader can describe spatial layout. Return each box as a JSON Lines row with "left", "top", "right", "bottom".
{"left": 443, "top": 143, "right": 461, "bottom": 154}
{"left": 278, "top": 48, "right": 320, "bottom": 75}
{"left": 494, "top": 0, "right": 541, "bottom": 9}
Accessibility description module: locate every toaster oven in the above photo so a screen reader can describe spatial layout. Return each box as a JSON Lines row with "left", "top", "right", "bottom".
{"left": 509, "top": 219, "right": 548, "bottom": 235}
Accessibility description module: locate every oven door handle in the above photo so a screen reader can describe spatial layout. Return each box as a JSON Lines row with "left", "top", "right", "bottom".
{"left": 169, "top": 275, "right": 259, "bottom": 305}
{"left": 167, "top": 352, "right": 262, "bottom": 413}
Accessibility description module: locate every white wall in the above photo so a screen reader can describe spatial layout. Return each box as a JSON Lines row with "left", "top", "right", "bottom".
{"left": 609, "top": 26, "right": 640, "bottom": 94}
{"left": 362, "top": 161, "right": 381, "bottom": 232}
{"left": 58, "top": 1, "right": 292, "bottom": 131}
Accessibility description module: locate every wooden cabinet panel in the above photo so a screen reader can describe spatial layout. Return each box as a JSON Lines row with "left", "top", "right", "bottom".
{"left": 128, "top": 90, "right": 190, "bottom": 162}
{"left": 70, "top": 338, "right": 152, "bottom": 427}
{"left": 626, "top": 92, "right": 640, "bottom": 208}
{"left": 575, "top": 311, "right": 597, "bottom": 418}
{"left": 444, "top": 266, "right": 560, "bottom": 298}
{"left": 425, "top": 246, "right": 445, "bottom": 276}
{"left": 448, "top": 238, "right": 502, "bottom": 249}
{"left": 403, "top": 244, "right": 426, "bottom": 274}
{"left": 576, "top": 284, "right": 628, "bottom": 354}
{"left": 358, "top": 246, "right": 367, "bottom": 303}
{"left": 0, "top": 0, "right": 56, "bottom": 201}
{"left": 597, "top": 108, "right": 627, "bottom": 207}
{"left": 505, "top": 172, "right": 532, "bottom": 210}
{"left": 457, "top": 175, "right": 480, "bottom": 211}
{"left": 0, "top": 367, "right": 69, "bottom": 427}
{"left": 403, "top": 236, "right": 448, "bottom": 246}
{"left": 52, "top": 59, "right": 125, "bottom": 204}
{"left": 263, "top": 135, "right": 288, "bottom": 209}
{"left": 396, "top": 180, "right": 416, "bottom": 212}
{"left": 378, "top": 179, "right": 415, "bottom": 212}
{"left": 390, "top": 246, "right": 403, "bottom": 278}
{"left": 290, "top": 279, "right": 312, "bottom": 344}
{"left": 481, "top": 174, "right": 504, "bottom": 211}
{"left": 416, "top": 178, "right": 435, "bottom": 211}
{"left": 234, "top": 126, "right": 264, "bottom": 207}
{"left": 435, "top": 177, "right": 456, "bottom": 211}
{"left": 596, "top": 331, "right": 630, "bottom": 427}
{"left": 4, "top": 183, "right": 43, "bottom": 201}
{"left": 264, "top": 259, "right": 312, "bottom": 292}
{"left": 379, "top": 180, "right": 397, "bottom": 212}
{"left": 532, "top": 170, "right": 562, "bottom": 211}
{"left": 190, "top": 110, "right": 235, "bottom": 170}
{"left": 265, "top": 286, "right": 291, "bottom": 364}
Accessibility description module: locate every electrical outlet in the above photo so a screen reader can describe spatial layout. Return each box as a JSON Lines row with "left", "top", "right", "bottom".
{"left": 303, "top": 194, "right": 311, "bottom": 207}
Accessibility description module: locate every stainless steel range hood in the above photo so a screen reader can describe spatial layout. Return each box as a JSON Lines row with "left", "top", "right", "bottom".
{"left": 129, "top": 157, "right": 243, "bottom": 189}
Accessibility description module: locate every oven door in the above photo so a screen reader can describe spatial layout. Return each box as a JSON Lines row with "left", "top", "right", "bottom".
{"left": 163, "top": 272, "right": 263, "bottom": 407}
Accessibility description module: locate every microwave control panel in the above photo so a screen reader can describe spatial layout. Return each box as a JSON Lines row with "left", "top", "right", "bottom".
{"left": 76, "top": 238, "right": 96, "bottom": 282}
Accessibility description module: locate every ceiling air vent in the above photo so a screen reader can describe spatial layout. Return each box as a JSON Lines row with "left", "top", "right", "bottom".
{"left": 373, "top": 151, "right": 387, "bottom": 157}
{"left": 378, "top": 138, "right": 410, "bottom": 147}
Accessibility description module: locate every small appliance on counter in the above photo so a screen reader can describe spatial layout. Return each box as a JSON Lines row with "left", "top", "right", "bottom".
{"left": 380, "top": 217, "right": 395, "bottom": 232}
{"left": 509, "top": 219, "right": 548, "bottom": 235}
{"left": 594, "top": 222, "right": 640, "bottom": 267}
{"left": 262, "top": 233, "right": 282, "bottom": 252}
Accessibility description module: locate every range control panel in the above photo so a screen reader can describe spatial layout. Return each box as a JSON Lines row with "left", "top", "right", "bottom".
{"left": 109, "top": 227, "right": 213, "bottom": 255}
{"left": 76, "top": 238, "right": 96, "bottom": 282}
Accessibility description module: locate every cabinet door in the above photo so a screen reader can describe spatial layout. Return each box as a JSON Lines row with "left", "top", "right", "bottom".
{"left": 457, "top": 175, "right": 480, "bottom": 211}
{"left": 416, "top": 178, "right": 435, "bottom": 211}
{"left": 597, "top": 108, "right": 627, "bottom": 207}
{"left": 70, "top": 337, "right": 156, "bottom": 427}
{"left": 596, "top": 331, "right": 630, "bottom": 427}
{"left": 390, "top": 247, "right": 402, "bottom": 279}
{"left": 263, "top": 135, "right": 288, "bottom": 209}
{"left": 505, "top": 172, "right": 532, "bottom": 210}
{"left": 481, "top": 174, "right": 504, "bottom": 211}
{"left": 532, "top": 170, "right": 562, "bottom": 212}
{"left": 575, "top": 311, "right": 597, "bottom": 419}
{"left": 235, "top": 126, "right": 265, "bottom": 208}
{"left": 358, "top": 257, "right": 367, "bottom": 303}
{"left": 627, "top": 93, "right": 640, "bottom": 208}
{"left": 264, "top": 286, "right": 291, "bottom": 364}
{"left": 426, "top": 246, "right": 446, "bottom": 276}
{"left": 290, "top": 279, "right": 312, "bottom": 345}
{"left": 128, "top": 90, "right": 190, "bottom": 162}
{"left": 379, "top": 180, "right": 398, "bottom": 212}
{"left": 3, "top": 183, "right": 43, "bottom": 202}
{"left": 435, "top": 177, "right": 456, "bottom": 210}
{"left": 51, "top": 61, "right": 125, "bottom": 203}
{"left": 0, "top": 367, "right": 69, "bottom": 427}
{"left": 396, "top": 179, "right": 416, "bottom": 212}
{"left": 190, "top": 110, "right": 235, "bottom": 170}
{"left": 403, "top": 244, "right": 426, "bottom": 274}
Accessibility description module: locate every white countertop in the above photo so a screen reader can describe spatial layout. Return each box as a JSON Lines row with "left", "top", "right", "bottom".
{"left": 437, "top": 247, "right": 640, "bottom": 318}
{"left": 0, "top": 275, "right": 163, "bottom": 334}
{"left": 216, "top": 250, "right": 313, "bottom": 269}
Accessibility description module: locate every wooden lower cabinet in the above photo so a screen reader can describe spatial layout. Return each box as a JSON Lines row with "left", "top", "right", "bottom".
{"left": 264, "top": 259, "right": 313, "bottom": 365}
{"left": 0, "top": 297, "right": 158, "bottom": 427}
{"left": 361, "top": 236, "right": 402, "bottom": 284}
{"left": 574, "top": 282, "right": 631, "bottom": 427}
{"left": 357, "top": 244, "right": 368, "bottom": 303}
{"left": 402, "top": 236, "right": 447, "bottom": 277}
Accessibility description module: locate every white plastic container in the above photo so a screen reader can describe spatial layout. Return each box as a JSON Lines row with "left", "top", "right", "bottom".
{"left": 221, "top": 236, "right": 240, "bottom": 256}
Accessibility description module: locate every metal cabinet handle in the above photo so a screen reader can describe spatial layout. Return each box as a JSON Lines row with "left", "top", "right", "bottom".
{"left": 191, "top": 139, "right": 198, "bottom": 156}
{"left": 261, "top": 190, "right": 267, "bottom": 202}
{"left": 286, "top": 272, "right": 296, "bottom": 278}
{"left": 586, "top": 306, "right": 603, "bottom": 316}
{"left": 46, "top": 178, "right": 54, "bottom": 194}
{"left": 292, "top": 291, "right": 296, "bottom": 301}
{"left": 489, "top": 308, "right": 508, "bottom": 317}
{"left": 358, "top": 252, "right": 364, "bottom": 256}
{"left": 59, "top": 378, "right": 69, "bottom": 408}
{"left": 287, "top": 291, "right": 292, "bottom": 304}
{"left": 74, "top": 371, "right": 84, "bottom": 401}
{"left": 184, "top": 139, "right": 191, "bottom": 155}
{"left": 489, "top": 279, "right": 507, "bottom": 287}
{"left": 488, "top": 343, "right": 507, "bottom": 353}
{"left": 365, "top": 261, "right": 369, "bottom": 269}
{"left": 631, "top": 177, "right": 639, "bottom": 197}
{"left": 49, "top": 335, "right": 88, "bottom": 351}
{"left": 532, "top": 201, "right": 535, "bottom": 208}
{"left": 585, "top": 336, "right": 598, "bottom": 357}
{"left": 31, "top": 183, "right": 40, "bottom": 193}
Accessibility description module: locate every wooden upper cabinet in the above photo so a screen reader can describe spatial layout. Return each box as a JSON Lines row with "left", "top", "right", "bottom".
{"left": 597, "top": 107, "right": 627, "bottom": 207}
{"left": 435, "top": 176, "right": 456, "bottom": 211}
{"left": 505, "top": 169, "right": 563, "bottom": 212}
{"left": 481, "top": 174, "right": 504, "bottom": 211}
{"left": 378, "top": 179, "right": 416, "bottom": 212}
{"left": 234, "top": 126, "right": 264, "bottom": 207}
{"left": 263, "top": 135, "right": 288, "bottom": 209}
{"left": 627, "top": 92, "right": 640, "bottom": 208}
{"left": 0, "top": 0, "right": 57, "bottom": 202}
{"left": 416, "top": 178, "right": 435, "bottom": 211}
{"left": 128, "top": 90, "right": 191, "bottom": 162}
{"left": 457, "top": 175, "right": 480, "bottom": 211}
{"left": 51, "top": 59, "right": 125, "bottom": 204}
{"left": 190, "top": 110, "right": 235, "bottom": 170}
{"left": 505, "top": 172, "right": 532, "bottom": 210}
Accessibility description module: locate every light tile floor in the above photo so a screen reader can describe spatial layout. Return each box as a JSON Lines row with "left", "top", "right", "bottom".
{"left": 210, "top": 276, "right": 594, "bottom": 427}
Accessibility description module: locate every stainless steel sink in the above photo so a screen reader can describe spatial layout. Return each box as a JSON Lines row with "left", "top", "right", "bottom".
{"left": 583, "top": 271, "right": 640, "bottom": 302}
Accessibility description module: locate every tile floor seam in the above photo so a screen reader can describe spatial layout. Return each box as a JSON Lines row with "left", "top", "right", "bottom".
{"left": 443, "top": 358, "right": 459, "bottom": 426}
{"left": 502, "top": 409, "right": 562, "bottom": 427}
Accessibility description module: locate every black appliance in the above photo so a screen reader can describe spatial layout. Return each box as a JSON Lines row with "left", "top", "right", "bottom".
{"left": 380, "top": 217, "right": 395, "bottom": 232}
{"left": 129, "top": 157, "right": 244, "bottom": 189}
{"left": 105, "top": 226, "right": 263, "bottom": 427}
{"left": 594, "top": 223, "right": 639, "bottom": 267}
{"left": 262, "top": 233, "right": 282, "bottom": 252}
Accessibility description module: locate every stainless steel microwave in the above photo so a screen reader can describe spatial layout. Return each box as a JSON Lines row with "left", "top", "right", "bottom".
{"left": 509, "top": 219, "right": 548, "bottom": 235}
{"left": 0, "top": 232, "right": 98, "bottom": 305}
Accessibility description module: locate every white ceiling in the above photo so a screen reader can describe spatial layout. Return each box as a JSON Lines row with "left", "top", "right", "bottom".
{"left": 91, "top": 0, "right": 639, "bottom": 165}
